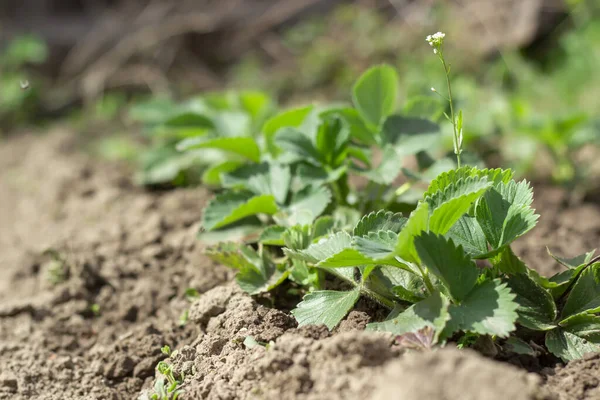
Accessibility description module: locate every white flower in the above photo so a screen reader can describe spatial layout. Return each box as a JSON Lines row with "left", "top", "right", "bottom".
{"left": 430, "top": 87, "right": 436, "bottom": 92}
{"left": 426, "top": 31, "right": 446, "bottom": 48}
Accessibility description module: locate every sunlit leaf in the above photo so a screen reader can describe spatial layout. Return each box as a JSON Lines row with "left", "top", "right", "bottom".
{"left": 201, "top": 191, "right": 278, "bottom": 231}
{"left": 292, "top": 289, "right": 360, "bottom": 330}
{"left": 352, "top": 64, "right": 398, "bottom": 127}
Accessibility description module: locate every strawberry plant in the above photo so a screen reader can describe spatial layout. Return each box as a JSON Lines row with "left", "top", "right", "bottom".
{"left": 198, "top": 32, "right": 599, "bottom": 361}
{"left": 128, "top": 90, "right": 275, "bottom": 186}
{"left": 193, "top": 64, "right": 454, "bottom": 242}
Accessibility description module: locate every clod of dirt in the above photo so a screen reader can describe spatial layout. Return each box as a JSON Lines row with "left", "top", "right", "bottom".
{"left": 372, "top": 348, "right": 554, "bottom": 400}
{"left": 0, "top": 373, "right": 18, "bottom": 394}
{"left": 544, "top": 353, "right": 600, "bottom": 400}
{"left": 189, "top": 283, "right": 296, "bottom": 342}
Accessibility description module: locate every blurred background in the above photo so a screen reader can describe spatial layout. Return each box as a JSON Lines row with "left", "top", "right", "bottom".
{"left": 1, "top": 0, "right": 599, "bottom": 199}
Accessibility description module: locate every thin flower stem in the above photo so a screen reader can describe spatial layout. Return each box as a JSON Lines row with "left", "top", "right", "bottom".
{"left": 439, "top": 50, "right": 461, "bottom": 168}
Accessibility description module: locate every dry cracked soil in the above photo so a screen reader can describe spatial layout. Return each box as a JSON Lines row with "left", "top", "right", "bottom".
{"left": 1, "top": 130, "right": 599, "bottom": 400}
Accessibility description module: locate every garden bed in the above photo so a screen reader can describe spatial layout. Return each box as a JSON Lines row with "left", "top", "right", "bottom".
{"left": 0, "top": 130, "right": 599, "bottom": 400}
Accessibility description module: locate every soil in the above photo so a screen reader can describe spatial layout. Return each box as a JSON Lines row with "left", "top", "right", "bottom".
{"left": 0, "top": 130, "right": 599, "bottom": 400}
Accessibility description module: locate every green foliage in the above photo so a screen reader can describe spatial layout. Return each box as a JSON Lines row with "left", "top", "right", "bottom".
{"left": 189, "top": 37, "right": 600, "bottom": 363}
{"left": 129, "top": 91, "right": 275, "bottom": 187}
{"left": 144, "top": 347, "right": 185, "bottom": 400}
{"left": 0, "top": 34, "right": 48, "bottom": 127}
{"left": 292, "top": 289, "right": 361, "bottom": 330}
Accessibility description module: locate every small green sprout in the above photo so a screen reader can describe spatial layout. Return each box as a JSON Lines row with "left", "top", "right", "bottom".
{"left": 184, "top": 288, "right": 200, "bottom": 302}
{"left": 43, "top": 249, "right": 69, "bottom": 285}
{"left": 149, "top": 356, "right": 184, "bottom": 400}
{"left": 178, "top": 310, "right": 189, "bottom": 327}
{"left": 90, "top": 304, "right": 101, "bottom": 316}
{"left": 243, "top": 336, "right": 275, "bottom": 350}
{"left": 161, "top": 345, "right": 171, "bottom": 356}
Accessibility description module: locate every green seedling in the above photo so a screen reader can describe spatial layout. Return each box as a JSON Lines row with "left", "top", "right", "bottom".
{"left": 184, "top": 288, "right": 200, "bottom": 302}
{"left": 178, "top": 310, "right": 189, "bottom": 327}
{"left": 42, "top": 249, "right": 69, "bottom": 285}
{"left": 90, "top": 304, "right": 101, "bottom": 317}
{"left": 146, "top": 349, "right": 184, "bottom": 400}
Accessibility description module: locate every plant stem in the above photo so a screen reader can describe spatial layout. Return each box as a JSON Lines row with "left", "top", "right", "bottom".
{"left": 415, "top": 263, "right": 435, "bottom": 294}
{"left": 360, "top": 284, "right": 397, "bottom": 310}
{"left": 330, "top": 181, "right": 344, "bottom": 207}
{"left": 439, "top": 51, "right": 461, "bottom": 168}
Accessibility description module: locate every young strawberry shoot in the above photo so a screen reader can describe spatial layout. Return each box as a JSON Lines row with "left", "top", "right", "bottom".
{"left": 198, "top": 32, "right": 599, "bottom": 361}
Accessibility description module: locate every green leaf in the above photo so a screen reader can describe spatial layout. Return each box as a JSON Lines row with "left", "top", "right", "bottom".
{"left": 290, "top": 231, "right": 374, "bottom": 268}
{"left": 367, "top": 291, "right": 450, "bottom": 343}
{"left": 426, "top": 176, "right": 491, "bottom": 211}
{"left": 368, "top": 267, "right": 426, "bottom": 302}
{"left": 165, "top": 112, "right": 215, "bottom": 129}
{"left": 446, "top": 216, "right": 488, "bottom": 257}
{"left": 322, "top": 108, "right": 376, "bottom": 145}
{"left": 548, "top": 264, "right": 587, "bottom": 299}
{"left": 296, "top": 164, "right": 347, "bottom": 186}
{"left": 202, "top": 191, "right": 278, "bottom": 231}
{"left": 560, "top": 313, "right": 600, "bottom": 342}
{"left": 445, "top": 279, "right": 518, "bottom": 338}
{"left": 504, "top": 272, "right": 557, "bottom": 331}
{"left": 292, "top": 289, "right": 361, "bottom": 330}
{"left": 546, "top": 328, "right": 600, "bottom": 361}
{"left": 315, "top": 116, "right": 350, "bottom": 167}
{"left": 492, "top": 247, "right": 528, "bottom": 275}
{"left": 236, "top": 261, "right": 289, "bottom": 295}
{"left": 176, "top": 136, "right": 261, "bottom": 162}
{"left": 353, "top": 210, "right": 407, "bottom": 236}
{"left": 561, "top": 264, "right": 600, "bottom": 319}
{"left": 415, "top": 233, "right": 478, "bottom": 302}
{"left": 205, "top": 243, "right": 288, "bottom": 295}
{"left": 291, "top": 231, "right": 407, "bottom": 270}
{"left": 358, "top": 146, "right": 403, "bottom": 185}
{"left": 259, "top": 226, "right": 287, "bottom": 246}
{"left": 197, "top": 221, "right": 263, "bottom": 244}
{"left": 289, "top": 231, "right": 351, "bottom": 264}
{"left": 424, "top": 167, "right": 513, "bottom": 198}
{"left": 222, "top": 162, "right": 291, "bottom": 204}
{"left": 427, "top": 177, "right": 492, "bottom": 235}
{"left": 381, "top": 115, "right": 440, "bottom": 146}
{"left": 503, "top": 337, "right": 535, "bottom": 356}
{"left": 475, "top": 180, "right": 538, "bottom": 249}
{"left": 239, "top": 90, "right": 273, "bottom": 125}
{"left": 394, "top": 202, "right": 429, "bottom": 264}
{"left": 274, "top": 128, "right": 321, "bottom": 165}
{"left": 312, "top": 216, "right": 335, "bottom": 240}
{"left": 352, "top": 64, "right": 398, "bottom": 127}
{"left": 137, "top": 150, "right": 203, "bottom": 186}
{"left": 282, "top": 225, "right": 312, "bottom": 251}
{"left": 263, "top": 105, "right": 314, "bottom": 155}
{"left": 205, "top": 242, "right": 258, "bottom": 270}
{"left": 212, "top": 110, "right": 252, "bottom": 137}
{"left": 278, "top": 185, "right": 332, "bottom": 226}
{"left": 332, "top": 207, "right": 362, "bottom": 230}
{"left": 548, "top": 248, "right": 596, "bottom": 269}
{"left": 353, "top": 231, "right": 398, "bottom": 260}
{"left": 201, "top": 161, "right": 244, "bottom": 186}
